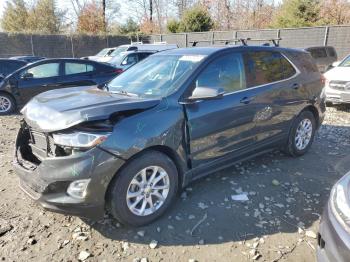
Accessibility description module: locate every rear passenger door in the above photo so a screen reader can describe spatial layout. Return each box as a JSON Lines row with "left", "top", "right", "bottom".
{"left": 58, "top": 61, "right": 97, "bottom": 88}
{"left": 241, "top": 50, "right": 299, "bottom": 145}
{"left": 184, "top": 52, "right": 258, "bottom": 169}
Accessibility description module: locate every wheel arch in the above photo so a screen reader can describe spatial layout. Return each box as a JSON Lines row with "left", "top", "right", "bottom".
{"left": 104, "top": 145, "right": 187, "bottom": 204}
{"left": 300, "top": 105, "right": 320, "bottom": 129}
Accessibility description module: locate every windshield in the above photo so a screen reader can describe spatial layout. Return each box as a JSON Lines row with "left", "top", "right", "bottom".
{"left": 96, "top": 48, "right": 110, "bottom": 57}
{"left": 339, "top": 55, "right": 350, "bottom": 67}
{"left": 107, "top": 54, "right": 206, "bottom": 97}
{"left": 110, "top": 46, "right": 129, "bottom": 57}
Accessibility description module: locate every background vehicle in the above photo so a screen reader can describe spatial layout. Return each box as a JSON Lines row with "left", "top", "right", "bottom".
{"left": 82, "top": 47, "right": 116, "bottom": 62}
{"left": 14, "top": 46, "right": 325, "bottom": 226}
{"left": 324, "top": 54, "right": 350, "bottom": 105}
{"left": 0, "top": 58, "right": 118, "bottom": 114}
{"left": 101, "top": 43, "right": 178, "bottom": 63}
{"left": 10, "top": 56, "right": 45, "bottom": 63}
{"left": 317, "top": 171, "right": 350, "bottom": 262}
{"left": 108, "top": 50, "right": 155, "bottom": 73}
{"left": 305, "top": 46, "right": 337, "bottom": 73}
{"left": 0, "top": 59, "right": 27, "bottom": 81}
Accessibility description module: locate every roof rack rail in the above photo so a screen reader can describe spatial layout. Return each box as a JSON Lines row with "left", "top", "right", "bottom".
{"left": 190, "top": 38, "right": 282, "bottom": 47}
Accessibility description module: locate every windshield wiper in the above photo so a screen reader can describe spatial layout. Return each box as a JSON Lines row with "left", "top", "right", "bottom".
{"left": 110, "top": 90, "right": 139, "bottom": 97}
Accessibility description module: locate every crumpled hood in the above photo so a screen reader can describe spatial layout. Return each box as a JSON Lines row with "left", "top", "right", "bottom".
{"left": 21, "top": 86, "right": 160, "bottom": 132}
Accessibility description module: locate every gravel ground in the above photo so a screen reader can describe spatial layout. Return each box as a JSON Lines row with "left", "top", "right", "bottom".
{"left": 1, "top": 106, "right": 350, "bottom": 262}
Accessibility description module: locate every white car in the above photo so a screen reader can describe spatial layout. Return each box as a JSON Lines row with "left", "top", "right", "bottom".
{"left": 324, "top": 54, "right": 350, "bottom": 104}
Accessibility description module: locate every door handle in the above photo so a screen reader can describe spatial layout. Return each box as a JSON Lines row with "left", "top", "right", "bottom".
{"left": 291, "top": 83, "right": 300, "bottom": 90}
{"left": 240, "top": 96, "right": 254, "bottom": 104}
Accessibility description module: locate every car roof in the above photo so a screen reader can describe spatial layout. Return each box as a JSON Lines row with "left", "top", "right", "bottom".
{"left": 0, "top": 58, "right": 27, "bottom": 63}
{"left": 154, "top": 45, "right": 308, "bottom": 56}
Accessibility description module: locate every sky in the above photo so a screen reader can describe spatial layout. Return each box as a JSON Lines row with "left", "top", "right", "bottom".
{"left": 0, "top": 0, "right": 130, "bottom": 28}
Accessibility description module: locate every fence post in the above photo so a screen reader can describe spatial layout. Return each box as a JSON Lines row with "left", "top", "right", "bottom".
{"left": 160, "top": 34, "right": 163, "bottom": 42}
{"left": 211, "top": 31, "right": 215, "bottom": 45}
{"left": 324, "top": 26, "right": 329, "bottom": 46}
{"left": 30, "top": 34, "right": 34, "bottom": 56}
{"left": 70, "top": 35, "right": 75, "bottom": 58}
{"left": 106, "top": 34, "right": 109, "bottom": 47}
{"left": 185, "top": 33, "right": 188, "bottom": 47}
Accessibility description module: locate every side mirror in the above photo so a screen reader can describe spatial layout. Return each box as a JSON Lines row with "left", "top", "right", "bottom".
{"left": 187, "top": 86, "right": 225, "bottom": 101}
{"left": 21, "top": 72, "right": 34, "bottom": 79}
{"left": 332, "top": 61, "right": 341, "bottom": 67}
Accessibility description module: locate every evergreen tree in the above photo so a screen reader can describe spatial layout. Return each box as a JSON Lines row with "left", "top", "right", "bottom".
{"left": 1, "top": 0, "right": 29, "bottom": 32}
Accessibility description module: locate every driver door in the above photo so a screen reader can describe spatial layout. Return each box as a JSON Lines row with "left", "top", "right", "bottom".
{"left": 17, "top": 62, "right": 61, "bottom": 104}
{"left": 183, "top": 52, "right": 257, "bottom": 170}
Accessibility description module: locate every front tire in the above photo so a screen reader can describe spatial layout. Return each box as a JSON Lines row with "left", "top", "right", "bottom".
{"left": 107, "top": 151, "right": 179, "bottom": 226}
{"left": 284, "top": 111, "right": 316, "bottom": 157}
{"left": 0, "top": 93, "right": 16, "bottom": 115}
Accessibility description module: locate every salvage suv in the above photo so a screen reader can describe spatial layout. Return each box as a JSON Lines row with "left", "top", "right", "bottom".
{"left": 14, "top": 46, "right": 326, "bottom": 226}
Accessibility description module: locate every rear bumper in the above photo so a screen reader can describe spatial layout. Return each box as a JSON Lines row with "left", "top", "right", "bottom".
{"left": 317, "top": 203, "right": 350, "bottom": 262}
{"left": 13, "top": 126, "right": 125, "bottom": 220}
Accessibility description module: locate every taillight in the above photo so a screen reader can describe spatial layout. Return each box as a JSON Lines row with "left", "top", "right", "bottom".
{"left": 114, "top": 68, "right": 123, "bottom": 74}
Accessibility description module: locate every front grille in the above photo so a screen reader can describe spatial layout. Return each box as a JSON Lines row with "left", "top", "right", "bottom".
{"left": 28, "top": 128, "right": 55, "bottom": 158}
{"left": 329, "top": 80, "right": 349, "bottom": 91}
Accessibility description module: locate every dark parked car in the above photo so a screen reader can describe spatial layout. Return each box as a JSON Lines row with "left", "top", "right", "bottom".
{"left": 10, "top": 56, "right": 46, "bottom": 63}
{"left": 13, "top": 46, "right": 325, "bottom": 226}
{"left": 108, "top": 50, "right": 155, "bottom": 73}
{"left": 0, "top": 59, "right": 27, "bottom": 81}
{"left": 0, "top": 58, "right": 119, "bottom": 114}
{"left": 317, "top": 172, "right": 350, "bottom": 262}
{"left": 305, "top": 46, "right": 337, "bottom": 73}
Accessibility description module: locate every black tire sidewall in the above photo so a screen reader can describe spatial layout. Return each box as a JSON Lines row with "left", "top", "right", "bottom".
{"left": 287, "top": 111, "right": 316, "bottom": 156}
{"left": 108, "top": 151, "right": 179, "bottom": 227}
{"left": 0, "top": 93, "right": 15, "bottom": 115}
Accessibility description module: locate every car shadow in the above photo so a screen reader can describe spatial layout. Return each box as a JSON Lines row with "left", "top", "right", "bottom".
{"left": 83, "top": 123, "right": 350, "bottom": 246}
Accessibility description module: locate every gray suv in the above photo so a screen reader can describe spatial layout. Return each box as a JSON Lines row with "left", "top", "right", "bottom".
{"left": 14, "top": 46, "right": 326, "bottom": 226}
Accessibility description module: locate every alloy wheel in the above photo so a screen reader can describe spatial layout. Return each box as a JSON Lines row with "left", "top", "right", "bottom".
{"left": 295, "top": 118, "right": 313, "bottom": 150}
{"left": 0, "top": 96, "right": 11, "bottom": 113}
{"left": 126, "top": 166, "right": 170, "bottom": 216}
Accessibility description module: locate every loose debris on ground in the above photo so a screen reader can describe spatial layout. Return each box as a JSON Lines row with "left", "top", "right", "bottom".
{"left": 1, "top": 106, "right": 350, "bottom": 261}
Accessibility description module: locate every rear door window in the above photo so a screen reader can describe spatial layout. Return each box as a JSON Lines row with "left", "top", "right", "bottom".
{"left": 65, "top": 62, "right": 94, "bottom": 75}
{"left": 243, "top": 51, "right": 296, "bottom": 88}
{"left": 195, "top": 53, "right": 246, "bottom": 93}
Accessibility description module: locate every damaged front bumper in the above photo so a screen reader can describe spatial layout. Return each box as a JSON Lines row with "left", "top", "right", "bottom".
{"left": 13, "top": 124, "right": 125, "bottom": 220}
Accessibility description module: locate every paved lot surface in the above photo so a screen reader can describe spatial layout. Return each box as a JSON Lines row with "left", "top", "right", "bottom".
{"left": 1, "top": 106, "right": 350, "bottom": 262}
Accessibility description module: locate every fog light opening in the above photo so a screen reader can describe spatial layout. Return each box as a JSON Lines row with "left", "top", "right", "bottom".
{"left": 67, "top": 179, "right": 91, "bottom": 199}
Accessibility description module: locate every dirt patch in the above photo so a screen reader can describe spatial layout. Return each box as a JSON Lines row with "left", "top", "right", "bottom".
{"left": 1, "top": 106, "right": 350, "bottom": 262}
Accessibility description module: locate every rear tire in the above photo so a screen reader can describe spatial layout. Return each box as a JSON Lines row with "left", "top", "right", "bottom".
{"left": 107, "top": 151, "right": 179, "bottom": 227}
{"left": 0, "top": 93, "right": 16, "bottom": 115}
{"left": 284, "top": 111, "right": 316, "bottom": 157}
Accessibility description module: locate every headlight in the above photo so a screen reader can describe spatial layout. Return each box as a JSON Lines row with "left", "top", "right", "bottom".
{"left": 330, "top": 174, "right": 350, "bottom": 229}
{"left": 52, "top": 131, "right": 110, "bottom": 149}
